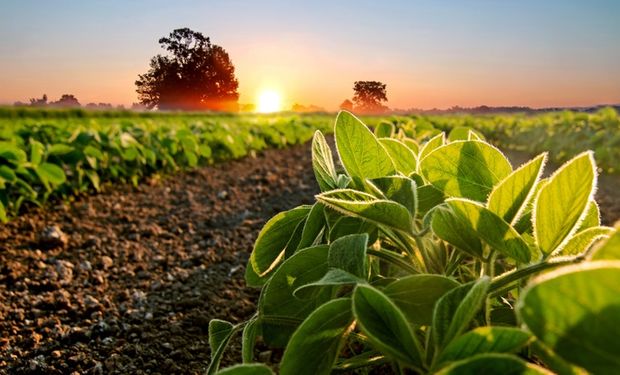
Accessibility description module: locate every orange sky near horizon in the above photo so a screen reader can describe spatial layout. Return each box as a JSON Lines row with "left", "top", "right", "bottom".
{"left": 1, "top": 1, "right": 619, "bottom": 110}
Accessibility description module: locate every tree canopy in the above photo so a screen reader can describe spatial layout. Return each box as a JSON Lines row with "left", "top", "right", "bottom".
{"left": 352, "top": 81, "right": 388, "bottom": 113}
{"left": 136, "top": 28, "right": 239, "bottom": 111}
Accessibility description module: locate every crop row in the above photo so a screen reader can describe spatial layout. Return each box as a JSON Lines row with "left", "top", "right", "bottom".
{"left": 211, "top": 111, "right": 620, "bottom": 374}
{"left": 382, "top": 107, "right": 620, "bottom": 174}
{"left": 0, "top": 113, "right": 332, "bottom": 221}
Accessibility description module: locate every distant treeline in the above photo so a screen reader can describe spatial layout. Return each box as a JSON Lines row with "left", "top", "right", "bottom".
{"left": 395, "top": 104, "right": 620, "bottom": 115}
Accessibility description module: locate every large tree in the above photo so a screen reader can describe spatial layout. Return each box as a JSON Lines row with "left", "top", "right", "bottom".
{"left": 352, "top": 81, "right": 388, "bottom": 113}
{"left": 136, "top": 28, "right": 239, "bottom": 111}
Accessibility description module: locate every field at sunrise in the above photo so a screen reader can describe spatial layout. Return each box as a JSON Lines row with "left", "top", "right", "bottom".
{"left": 1, "top": 1, "right": 619, "bottom": 374}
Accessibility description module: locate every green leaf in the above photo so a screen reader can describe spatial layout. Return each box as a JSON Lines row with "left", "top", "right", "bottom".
{"left": 297, "top": 203, "right": 325, "bottom": 250}
{"left": 436, "top": 353, "right": 552, "bottom": 375}
{"left": 488, "top": 153, "right": 546, "bottom": 224}
{"left": 420, "top": 141, "right": 512, "bottom": 202}
{"left": 374, "top": 122, "right": 394, "bottom": 138}
{"left": 0, "top": 165, "right": 17, "bottom": 183}
{"left": 367, "top": 176, "right": 417, "bottom": 217}
{"left": 209, "top": 319, "right": 234, "bottom": 357}
{"left": 431, "top": 206, "right": 483, "bottom": 258}
{"left": 294, "top": 268, "right": 364, "bottom": 298}
{"left": 280, "top": 298, "right": 353, "bottom": 375}
{"left": 557, "top": 226, "right": 614, "bottom": 256}
{"left": 317, "top": 189, "right": 413, "bottom": 233}
{"left": 328, "top": 216, "right": 377, "bottom": 243}
{"left": 403, "top": 138, "right": 419, "bottom": 154}
{"left": 468, "top": 130, "right": 485, "bottom": 141}
{"left": 0, "top": 142, "right": 27, "bottom": 163}
{"left": 418, "top": 132, "right": 445, "bottom": 161}
{"left": 312, "top": 130, "right": 338, "bottom": 191}
{"left": 517, "top": 261, "right": 620, "bottom": 374}
{"left": 448, "top": 126, "right": 476, "bottom": 142}
{"left": 328, "top": 233, "right": 368, "bottom": 279}
{"left": 35, "top": 163, "right": 66, "bottom": 187}
{"left": 378, "top": 138, "right": 417, "bottom": 175}
{"left": 352, "top": 285, "right": 424, "bottom": 369}
{"left": 417, "top": 184, "right": 445, "bottom": 217}
{"left": 47, "top": 144, "right": 74, "bottom": 156}
{"left": 445, "top": 199, "right": 531, "bottom": 263}
{"left": 216, "top": 364, "right": 274, "bottom": 375}
{"left": 242, "top": 317, "right": 258, "bottom": 363}
{"left": 433, "top": 277, "right": 490, "bottom": 350}
{"left": 577, "top": 201, "right": 600, "bottom": 231}
{"left": 384, "top": 274, "right": 459, "bottom": 326}
{"left": 30, "top": 140, "right": 45, "bottom": 166}
{"left": 591, "top": 228, "right": 620, "bottom": 260}
{"left": 207, "top": 319, "right": 236, "bottom": 375}
{"left": 437, "top": 327, "right": 532, "bottom": 365}
{"left": 334, "top": 111, "right": 395, "bottom": 186}
{"left": 259, "top": 245, "right": 332, "bottom": 347}
{"left": 0, "top": 201, "right": 6, "bottom": 223}
{"left": 534, "top": 152, "right": 596, "bottom": 256}
{"left": 247, "top": 205, "right": 311, "bottom": 284}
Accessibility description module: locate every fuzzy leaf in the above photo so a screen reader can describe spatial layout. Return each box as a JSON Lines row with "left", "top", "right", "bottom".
{"left": 432, "top": 206, "right": 483, "bottom": 258}
{"left": 378, "top": 138, "right": 417, "bottom": 175}
{"left": 558, "top": 226, "right": 614, "bottom": 256}
{"left": 280, "top": 298, "right": 353, "bottom": 375}
{"left": 445, "top": 199, "right": 531, "bottom": 263}
{"left": 488, "top": 153, "right": 546, "bottom": 224}
{"left": 418, "top": 132, "right": 444, "bottom": 161}
{"left": 334, "top": 111, "right": 395, "bottom": 185}
{"left": 420, "top": 141, "right": 512, "bottom": 202}
{"left": 259, "top": 245, "right": 332, "bottom": 347}
{"left": 437, "top": 327, "right": 532, "bottom": 365}
{"left": 433, "top": 277, "right": 490, "bottom": 350}
{"left": 317, "top": 189, "right": 413, "bottom": 233}
{"left": 436, "top": 353, "right": 551, "bottom": 374}
{"left": 353, "top": 285, "right": 424, "bottom": 369}
{"left": 384, "top": 275, "right": 459, "bottom": 326}
{"left": 297, "top": 203, "right": 326, "bottom": 250}
{"left": 247, "top": 205, "right": 311, "bottom": 285}
{"left": 312, "top": 130, "right": 338, "bottom": 191}
{"left": 534, "top": 152, "right": 596, "bottom": 256}
{"left": 367, "top": 176, "right": 417, "bottom": 217}
{"left": 517, "top": 261, "right": 620, "bottom": 374}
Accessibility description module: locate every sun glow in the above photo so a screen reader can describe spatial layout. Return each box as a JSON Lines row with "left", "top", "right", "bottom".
{"left": 256, "top": 90, "right": 282, "bottom": 113}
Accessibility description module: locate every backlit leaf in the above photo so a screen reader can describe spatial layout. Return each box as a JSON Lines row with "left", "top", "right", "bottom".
{"left": 280, "top": 298, "right": 353, "bottom": 375}
{"left": 534, "top": 152, "right": 596, "bottom": 256}
{"left": 317, "top": 189, "right": 413, "bottom": 233}
{"left": 517, "top": 261, "right": 620, "bottom": 374}
{"left": 334, "top": 111, "right": 395, "bottom": 186}
{"left": 353, "top": 285, "right": 424, "bottom": 369}
{"left": 378, "top": 138, "right": 417, "bottom": 175}
{"left": 488, "top": 153, "right": 546, "bottom": 224}
{"left": 420, "top": 141, "right": 512, "bottom": 202}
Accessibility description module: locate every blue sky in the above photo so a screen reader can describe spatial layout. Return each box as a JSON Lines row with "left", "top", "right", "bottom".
{"left": 1, "top": 0, "right": 619, "bottom": 109}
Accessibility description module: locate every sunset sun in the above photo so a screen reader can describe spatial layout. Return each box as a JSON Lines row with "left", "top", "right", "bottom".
{"left": 256, "top": 90, "right": 282, "bottom": 113}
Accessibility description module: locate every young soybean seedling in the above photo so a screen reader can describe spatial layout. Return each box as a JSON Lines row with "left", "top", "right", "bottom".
{"left": 209, "top": 111, "right": 620, "bottom": 375}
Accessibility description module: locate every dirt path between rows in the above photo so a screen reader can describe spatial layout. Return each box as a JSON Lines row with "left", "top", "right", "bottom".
{"left": 1, "top": 144, "right": 318, "bottom": 374}
{"left": 0, "top": 143, "right": 618, "bottom": 374}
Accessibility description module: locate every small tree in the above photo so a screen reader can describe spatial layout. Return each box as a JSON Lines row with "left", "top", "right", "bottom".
{"left": 136, "top": 28, "right": 239, "bottom": 111}
{"left": 29, "top": 94, "right": 48, "bottom": 107}
{"left": 339, "top": 99, "right": 353, "bottom": 111}
{"left": 51, "top": 94, "right": 80, "bottom": 107}
{"left": 352, "top": 81, "right": 388, "bottom": 113}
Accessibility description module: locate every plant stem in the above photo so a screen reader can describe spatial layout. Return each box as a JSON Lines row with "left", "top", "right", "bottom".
{"left": 368, "top": 248, "right": 420, "bottom": 274}
{"left": 489, "top": 255, "right": 585, "bottom": 297}
{"left": 482, "top": 250, "right": 496, "bottom": 325}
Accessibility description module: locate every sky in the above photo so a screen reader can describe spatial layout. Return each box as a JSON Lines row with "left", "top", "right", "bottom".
{"left": 1, "top": 0, "right": 619, "bottom": 110}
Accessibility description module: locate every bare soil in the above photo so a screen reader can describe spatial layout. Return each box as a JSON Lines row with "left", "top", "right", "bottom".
{"left": 0, "top": 144, "right": 617, "bottom": 374}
